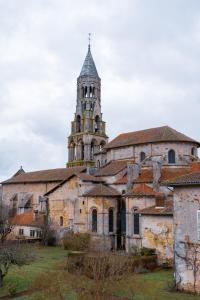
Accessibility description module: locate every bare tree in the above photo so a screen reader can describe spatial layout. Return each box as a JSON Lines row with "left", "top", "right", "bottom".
{"left": 175, "top": 240, "right": 200, "bottom": 293}
{"left": 0, "top": 242, "right": 34, "bottom": 287}
{"left": 0, "top": 203, "right": 12, "bottom": 244}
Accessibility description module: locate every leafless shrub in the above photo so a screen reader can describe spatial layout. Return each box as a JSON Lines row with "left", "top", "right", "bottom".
{"left": 63, "top": 232, "right": 90, "bottom": 251}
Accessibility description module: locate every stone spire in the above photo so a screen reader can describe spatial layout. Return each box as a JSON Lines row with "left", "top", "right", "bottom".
{"left": 80, "top": 45, "right": 99, "bottom": 78}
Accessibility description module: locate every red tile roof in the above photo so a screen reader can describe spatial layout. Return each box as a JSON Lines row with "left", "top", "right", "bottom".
{"left": 2, "top": 166, "right": 86, "bottom": 184}
{"left": 126, "top": 184, "right": 163, "bottom": 197}
{"left": 83, "top": 184, "right": 120, "bottom": 197}
{"left": 166, "top": 171, "right": 200, "bottom": 186}
{"left": 105, "top": 126, "right": 199, "bottom": 149}
{"left": 139, "top": 201, "right": 173, "bottom": 216}
{"left": 114, "top": 166, "right": 191, "bottom": 184}
{"left": 95, "top": 160, "right": 134, "bottom": 177}
{"left": 10, "top": 211, "right": 44, "bottom": 227}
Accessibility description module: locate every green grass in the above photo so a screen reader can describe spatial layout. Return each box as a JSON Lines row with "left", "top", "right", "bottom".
{"left": 1, "top": 246, "right": 200, "bottom": 300}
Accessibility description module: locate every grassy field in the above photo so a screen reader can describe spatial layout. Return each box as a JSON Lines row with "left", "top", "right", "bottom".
{"left": 1, "top": 246, "right": 200, "bottom": 300}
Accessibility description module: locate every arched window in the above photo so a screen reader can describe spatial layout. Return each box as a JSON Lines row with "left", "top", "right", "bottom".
{"left": 97, "top": 160, "right": 100, "bottom": 168}
{"left": 84, "top": 86, "right": 88, "bottom": 97}
{"left": 191, "top": 147, "right": 196, "bottom": 156}
{"left": 94, "top": 115, "right": 100, "bottom": 133}
{"left": 92, "top": 209, "right": 97, "bottom": 232}
{"left": 82, "top": 87, "right": 84, "bottom": 98}
{"left": 133, "top": 209, "right": 139, "bottom": 235}
{"left": 60, "top": 216, "right": 63, "bottom": 226}
{"left": 168, "top": 149, "right": 176, "bottom": 164}
{"left": 89, "top": 86, "right": 93, "bottom": 97}
{"left": 99, "top": 141, "right": 106, "bottom": 151}
{"left": 79, "top": 141, "right": 84, "bottom": 160}
{"left": 108, "top": 208, "right": 114, "bottom": 233}
{"left": 76, "top": 115, "right": 81, "bottom": 133}
{"left": 140, "top": 152, "right": 146, "bottom": 162}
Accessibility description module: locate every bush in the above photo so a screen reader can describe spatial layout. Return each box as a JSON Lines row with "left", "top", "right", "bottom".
{"left": 63, "top": 232, "right": 90, "bottom": 251}
{"left": 131, "top": 246, "right": 156, "bottom": 257}
{"left": 47, "top": 229, "right": 57, "bottom": 246}
{"left": 65, "top": 252, "right": 157, "bottom": 281}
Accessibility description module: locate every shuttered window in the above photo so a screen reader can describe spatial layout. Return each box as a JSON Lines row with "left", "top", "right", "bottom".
{"left": 197, "top": 210, "right": 200, "bottom": 240}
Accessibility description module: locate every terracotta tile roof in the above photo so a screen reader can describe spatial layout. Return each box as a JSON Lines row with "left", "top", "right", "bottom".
{"left": 126, "top": 184, "right": 163, "bottom": 197}
{"left": 139, "top": 201, "right": 173, "bottom": 216}
{"left": 83, "top": 184, "right": 120, "bottom": 197}
{"left": 166, "top": 171, "right": 200, "bottom": 186}
{"left": 105, "top": 126, "right": 200, "bottom": 149}
{"left": 10, "top": 211, "right": 44, "bottom": 227}
{"left": 2, "top": 166, "right": 86, "bottom": 184}
{"left": 95, "top": 160, "right": 133, "bottom": 177}
{"left": 114, "top": 167, "right": 191, "bottom": 184}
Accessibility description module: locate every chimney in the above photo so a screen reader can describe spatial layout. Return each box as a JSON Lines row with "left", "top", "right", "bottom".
{"left": 127, "top": 163, "right": 140, "bottom": 191}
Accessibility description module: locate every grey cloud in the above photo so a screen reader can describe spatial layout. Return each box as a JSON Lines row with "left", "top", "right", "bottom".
{"left": 0, "top": 0, "right": 200, "bottom": 180}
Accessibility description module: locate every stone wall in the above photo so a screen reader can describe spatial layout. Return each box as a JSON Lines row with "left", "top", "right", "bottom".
{"left": 174, "top": 187, "right": 200, "bottom": 294}
{"left": 106, "top": 142, "right": 197, "bottom": 165}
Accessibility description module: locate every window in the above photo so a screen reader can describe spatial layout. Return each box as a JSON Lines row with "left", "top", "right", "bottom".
{"left": 133, "top": 209, "right": 140, "bottom": 235}
{"left": 191, "top": 147, "right": 196, "bottom": 156}
{"left": 97, "top": 160, "right": 100, "bottom": 168}
{"left": 19, "top": 228, "right": 24, "bottom": 236}
{"left": 80, "top": 209, "right": 82, "bottom": 214}
{"left": 82, "top": 201, "right": 85, "bottom": 205}
{"left": 108, "top": 208, "right": 114, "bottom": 233}
{"left": 60, "top": 216, "right": 63, "bottom": 226}
{"left": 168, "top": 149, "right": 176, "bottom": 164}
{"left": 36, "top": 230, "right": 42, "bottom": 238}
{"left": 30, "top": 230, "right": 35, "bottom": 237}
{"left": 92, "top": 209, "right": 97, "bottom": 232}
{"left": 197, "top": 210, "right": 200, "bottom": 240}
{"left": 140, "top": 152, "right": 146, "bottom": 162}
{"left": 76, "top": 115, "right": 81, "bottom": 133}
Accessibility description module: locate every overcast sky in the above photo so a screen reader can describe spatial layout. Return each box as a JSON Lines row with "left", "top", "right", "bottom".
{"left": 0, "top": 0, "right": 200, "bottom": 181}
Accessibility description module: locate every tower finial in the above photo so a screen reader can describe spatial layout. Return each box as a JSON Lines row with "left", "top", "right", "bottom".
{"left": 88, "top": 33, "right": 91, "bottom": 49}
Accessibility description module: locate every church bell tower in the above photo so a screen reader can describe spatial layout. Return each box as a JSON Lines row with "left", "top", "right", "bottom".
{"left": 67, "top": 41, "right": 108, "bottom": 168}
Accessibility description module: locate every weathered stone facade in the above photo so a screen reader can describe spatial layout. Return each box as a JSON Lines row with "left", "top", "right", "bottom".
{"left": 172, "top": 183, "right": 200, "bottom": 293}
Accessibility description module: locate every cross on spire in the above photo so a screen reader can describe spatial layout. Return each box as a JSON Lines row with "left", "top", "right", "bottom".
{"left": 88, "top": 33, "right": 91, "bottom": 48}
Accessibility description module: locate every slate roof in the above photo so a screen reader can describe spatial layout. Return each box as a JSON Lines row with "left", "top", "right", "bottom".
{"left": 166, "top": 171, "right": 200, "bottom": 186}
{"left": 83, "top": 184, "right": 120, "bottom": 197}
{"left": 2, "top": 167, "right": 86, "bottom": 184}
{"left": 126, "top": 184, "right": 163, "bottom": 197}
{"left": 95, "top": 160, "right": 133, "bottom": 177}
{"left": 80, "top": 46, "right": 99, "bottom": 78}
{"left": 114, "top": 167, "right": 191, "bottom": 184}
{"left": 105, "top": 126, "right": 200, "bottom": 149}
{"left": 10, "top": 211, "right": 44, "bottom": 227}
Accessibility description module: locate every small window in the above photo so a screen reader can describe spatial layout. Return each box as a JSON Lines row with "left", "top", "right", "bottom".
{"left": 140, "top": 152, "right": 146, "bottom": 162}
{"left": 60, "top": 216, "right": 64, "bottom": 226}
{"left": 82, "top": 201, "right": 85, "bottom": 205}
{"left": 122, "top": 190, "right": 126, "bottom": 195}
{"left": 19, "top": 228, "right": 24, "bottom": 236}
{"left": 133, "top": 210, "right": 140, "bottom": 235}
{"left": 92, "top": 209, "right": 97, "bottom": 232}
{"left": 168, "top": 149, "right": 176, "bottom": 164}
{"left": 191, "top": 147, "right": 196, "bottom": 156}
{"left": 80, "top": 209, "right": 82, "bottom": 214}
{"left": 30, "top": 230, "right": 35, "bottom": 237}
{"left": 97, "top": 160, "right": 100, "bottom": 168}
{"left": 108, "top": 208, "right": 114, "bottom": 233}
{"left": 197, "top": 210, "right": 200, "bottom": 240}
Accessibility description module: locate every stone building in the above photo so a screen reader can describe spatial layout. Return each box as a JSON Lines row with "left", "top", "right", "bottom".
{"left": 167, "top": 164, "right": 200, "bottom": 293}
{"left": 1, "top": 44, "right": 200, "bottom": 265}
